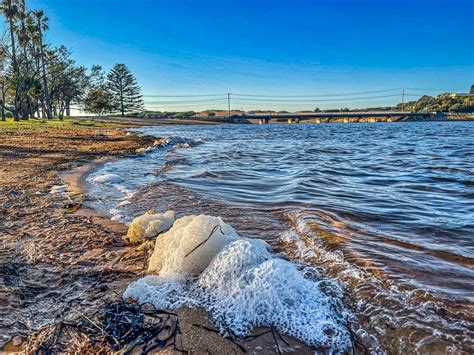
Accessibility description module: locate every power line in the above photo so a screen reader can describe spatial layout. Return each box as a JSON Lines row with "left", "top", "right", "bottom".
{"left": 405, "top": 88, "right": 450, "bottom": 91}
{"left": 229, "top": 88, "right": 402, "bottom": 98}
{"left": 142, "top": 88, "right": 404, "bottom": 99}
{"left": 146, "top": 102, "right": 227, "bottom": 108}
{"left": 135, "top": 88, "right": 459, "bottom": 112}
{"left": 228, "top": 94, "right": 401, "bottom": 102}
{"left": 232, "top": 98, "right": 400, "bottom": 104}
{"left": 143, "top": 94, "right": 227, "bottom": 98}
{"left": 144, "top": 98, "right": 227, "bottom": 104}
{"left": 140, "top": 88, "right": 458, "bottom": 101}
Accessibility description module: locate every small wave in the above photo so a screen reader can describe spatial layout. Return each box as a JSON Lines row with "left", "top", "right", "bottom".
{"left": 194, "top": 171, "right": 223, "bottom": 179}
{"left": 90, "top": 173, "right": 123, "bottom": 184}
{"left": 154, "top": 135, "right": 203, "bottom": 149}
{"left": 155, "top": 158, "right": 188, "bottom": 176}
{"left": 135, "top": 135, "right": 203, "bottom": 155}
{"left": 277, "top": 211, "right": 474, "bottom": 353}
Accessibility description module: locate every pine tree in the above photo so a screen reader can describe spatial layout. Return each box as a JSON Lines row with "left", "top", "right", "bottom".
{"left": 106, "top": 64, "right": 144, "bottom": 116}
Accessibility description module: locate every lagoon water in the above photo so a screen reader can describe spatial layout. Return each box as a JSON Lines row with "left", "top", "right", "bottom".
{"left": 87, "top": 121, "right": 474, "bottom": 352}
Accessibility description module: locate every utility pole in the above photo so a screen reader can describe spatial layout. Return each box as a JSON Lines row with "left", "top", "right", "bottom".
{"left": 401, "top": 88, "right": 405, "bottom": 111}
{"left": 227, "top": 93, "right": 231, "bottom": 117}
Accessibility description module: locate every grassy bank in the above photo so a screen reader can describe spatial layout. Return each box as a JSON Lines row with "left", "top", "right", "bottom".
{"left": 0, "top": 117, "right": 139, "bottom": 130}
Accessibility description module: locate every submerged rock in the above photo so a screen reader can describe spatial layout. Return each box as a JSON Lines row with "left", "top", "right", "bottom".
{"left": 125, "top": 210, "right": 175, "bottom": 243}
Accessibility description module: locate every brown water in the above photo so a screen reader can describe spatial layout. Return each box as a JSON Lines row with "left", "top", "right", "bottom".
{"left": 87, "top": 122, "right": 474, "bottom": 353}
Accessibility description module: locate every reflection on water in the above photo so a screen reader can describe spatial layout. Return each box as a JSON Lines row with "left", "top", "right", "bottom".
{"left": 87, "top": 121, "right": 474, "bottom": 352}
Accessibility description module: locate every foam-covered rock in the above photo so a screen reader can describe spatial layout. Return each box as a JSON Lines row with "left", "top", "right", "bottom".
{"left": 136, "top": 146, "right": 154, "bottom": 154}
{"left": 126, "top": 210, "right": 175, "bottom": 243}
{"left": 148, "top": 215, "right": 239, "bottom": 276}
{"left": 124, "top": 215, "right": 352, "bottom": 352}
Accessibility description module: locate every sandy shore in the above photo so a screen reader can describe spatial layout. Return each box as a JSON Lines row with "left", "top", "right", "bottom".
{"left": 0, "top": 119, "right": 314, "bottom": 353}
{"left": 0, "top": 121, "right": 155, "bottom": 350}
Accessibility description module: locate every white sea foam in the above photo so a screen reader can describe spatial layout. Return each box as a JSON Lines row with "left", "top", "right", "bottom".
{"left": 91, "top": 173, "right": 124, "bottom": 184}
{"left": 86, "top": 134, "right": 203, "bottom": 223}
{"left": 153, "top": 135, "right": 202, "bottom": 149}
{"left": 117, "top": 200, "right": 131, "bottom": 207}
{"left": 124, "top": 215, "right": 352, "bottom": 352}
{"left": 136, "top": 146, "right": 154, "bottom": 154}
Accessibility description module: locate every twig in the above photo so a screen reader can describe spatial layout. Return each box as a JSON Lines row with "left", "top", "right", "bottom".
{"left": 69, "top": 307, "right": 121, "bottom": 349}
{"left": 243, "top": 329, "right": 272, "bottom": 340}
{"left": 271, "top": 327, "right": 282, "bottom": 355}
{"left": 185, "top": 225, "right": 225, "bottom": 258}
{"left": 275, "top": 329, "right": 290, "bottom": 346}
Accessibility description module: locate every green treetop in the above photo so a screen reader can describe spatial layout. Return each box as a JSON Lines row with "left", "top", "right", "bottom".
{"left": 107, "top": 63, "right": 144, "bottom": 116}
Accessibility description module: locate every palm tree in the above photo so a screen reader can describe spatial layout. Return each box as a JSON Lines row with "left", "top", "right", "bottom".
{"left": 16, "top": 9, "right": 30, "bottom": 57}
{"left": 0, "top": 0, "right": 19, "bottom": 71}
{"left": 7, "top": 1, "right": 43, "bottom": 121}
{"left": 30, "top": 9, "right": 51, "bottom": 119}
{"left": 1, "top": 0, "right": 21, "bottom": 120}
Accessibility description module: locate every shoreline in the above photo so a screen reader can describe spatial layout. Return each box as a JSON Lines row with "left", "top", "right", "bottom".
{"left": 63, "top": 133, "right": 318, "bottom": 354}
{"left": 3, "top": 118, "right": 471, "bottom": 352}
{"left": 0, "top": 121, "right": 157, "bottom": 351}
{"left": 0, "top": 119, "right": 317, "bottom": 353}
{"left": 60, "top": 157, "right": 129, "bottom": 235}
{"left": 65, "top": 121, "right": 474, "bottom": 353}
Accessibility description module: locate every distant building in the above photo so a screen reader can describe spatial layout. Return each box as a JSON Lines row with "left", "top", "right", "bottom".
{"left": 470, "top": 85, "right": 474, "bottom": 94}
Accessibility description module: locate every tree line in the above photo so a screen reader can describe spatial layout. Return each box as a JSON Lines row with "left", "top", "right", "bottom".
{"left": 0, "top": 0, "right": 143, "bottom": 121}
{"left": 311, "top": 91, "right": 474, "bottom": 113}
{"left": 395, "top": 93, "right": 474, "bottom": 113}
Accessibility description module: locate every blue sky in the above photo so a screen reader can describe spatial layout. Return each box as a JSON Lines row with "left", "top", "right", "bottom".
{"left": 20, "top": 0, "right": 474, "bottom": 110}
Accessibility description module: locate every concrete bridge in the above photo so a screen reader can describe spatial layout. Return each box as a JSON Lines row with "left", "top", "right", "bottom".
{"left": 235, "top": 111, "right": 439, "bottom": 124}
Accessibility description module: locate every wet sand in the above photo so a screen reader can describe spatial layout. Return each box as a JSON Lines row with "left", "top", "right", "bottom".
{"left": 0, "top": 122, "right": 155, "bottom": 349}
{"left": 0, "top": 120, "right": 314, "bottom": 353}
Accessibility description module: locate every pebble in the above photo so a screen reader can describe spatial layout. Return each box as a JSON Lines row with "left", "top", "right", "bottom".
{"left": 12, "top": 336, "right": 23, "bottom": 346}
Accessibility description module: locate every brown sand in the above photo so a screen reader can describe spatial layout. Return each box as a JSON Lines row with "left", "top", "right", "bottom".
{"left": 0, "top": 121, "right": 313, "bottom": 353}
{"left": 0, "top": 124, "right": 156, "bottom": 350}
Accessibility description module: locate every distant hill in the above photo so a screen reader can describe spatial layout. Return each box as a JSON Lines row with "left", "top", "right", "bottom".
{"left": 395, "top": 93, "right": 474, "bottom": 113}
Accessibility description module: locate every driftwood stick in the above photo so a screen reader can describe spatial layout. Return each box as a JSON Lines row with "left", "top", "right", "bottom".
{"left": 69, "top": 307, "right": 121, "bottom": 348}
{"left": 271, "top": 327, "right": 282, "bottom": 355}
{"left": 185, "top": 225, "right": 225, "bottom": 258}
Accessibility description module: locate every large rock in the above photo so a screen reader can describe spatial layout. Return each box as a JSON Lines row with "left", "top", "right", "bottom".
{"left": 148, "top": 215, "right": 239, "bottom": 277}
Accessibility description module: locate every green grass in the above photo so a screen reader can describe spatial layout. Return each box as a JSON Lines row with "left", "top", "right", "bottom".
{"left": 0, "top": 117, "right": 128, "bottom": 130}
